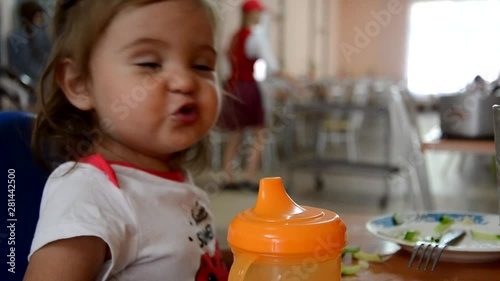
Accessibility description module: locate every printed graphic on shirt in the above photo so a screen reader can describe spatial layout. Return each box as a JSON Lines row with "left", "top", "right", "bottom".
{"left": 189, "top": 200, "right": 215, "bottom": 254}
{"left": 196, "top": 241, "right": 228, "bottom": 281}
{"left": 185, "top": 200, "right": 228, "bottom": 280}
{"left": 192, "top": 200, "right": 209, "bottom": 224}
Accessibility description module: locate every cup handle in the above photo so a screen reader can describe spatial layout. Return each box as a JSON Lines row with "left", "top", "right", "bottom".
{"left": 228, "top": 252, "right": 258, "bottom": 281}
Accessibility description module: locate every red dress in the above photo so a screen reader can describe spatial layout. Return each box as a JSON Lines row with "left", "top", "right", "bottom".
{"left": 217, "top": 28, "right": 265, "bottom": 131}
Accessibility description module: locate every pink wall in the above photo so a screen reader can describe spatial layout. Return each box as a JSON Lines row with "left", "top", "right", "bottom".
{"left": 337, "top": 0, "right": 410, "bottom": 80}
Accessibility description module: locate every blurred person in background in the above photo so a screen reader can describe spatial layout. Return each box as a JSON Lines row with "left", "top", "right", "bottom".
{"left": 218, "top": 0, "right": 296, "bottom": 191}
{"left": 8, "top": 1, "right": 51, "bottom": 88}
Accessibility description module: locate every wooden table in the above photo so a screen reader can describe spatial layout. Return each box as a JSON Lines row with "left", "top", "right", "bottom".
{"left": 341, "top": 214, "right": 500, "bottom": 281}
{"left": 421, "top": 127, "right": 495, "bottom": 155}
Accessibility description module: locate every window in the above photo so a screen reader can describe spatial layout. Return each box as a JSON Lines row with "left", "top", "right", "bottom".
{"left": 406, "top": 0, "right": 500, "bottom": 95}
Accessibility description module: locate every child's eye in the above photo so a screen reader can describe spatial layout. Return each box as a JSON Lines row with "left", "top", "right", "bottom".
{"left": 137, "top": 62, "right": 162, "bottom": 70}
{"left": 193, "top": 65, "right": 214, "bottom": 71}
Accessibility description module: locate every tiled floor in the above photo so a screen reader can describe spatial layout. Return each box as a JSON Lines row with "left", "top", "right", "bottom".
{"left": 194, "top": 112, "right": 499, "bottom": 248}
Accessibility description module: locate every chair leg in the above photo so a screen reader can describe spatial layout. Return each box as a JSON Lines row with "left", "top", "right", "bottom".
{"left": 441, "top": 153, "right": 458, "bottom": 174}
{"left": 316, "top": 131, "right": 327, "bottom": 155}
{"left": 379, "top": 176, "right": 391, "bottom": 210}
{"left": 261, "top": 132, "right": 280, "bottom": 173}
{"left": 269, "top": 137, "right": 279, "bottom": 171}
{"left": 212, "top": 145, "right": 221, "bottom": 170}
{"left": 262, "top": 138, "right": 272, "bottom": 173}
{"left": 272, "top": 138, "right": 280, "bottom": 169}
{"left": 407, "top": 162, "right": 434, "bottom": 211}
{"left": 314, "top": 174, "right": 324, "bottom": 191}
{"left": 211, "top": 133, "right": 222, "bottom": 170}
{"left": 296, "top": 119, "right": 307, "bottom": 147}
{"left": 457, "top": 153, "right": 467, "bottom": 174}
{"left": 346, "top": 131, "right": 358, "bottom": 162}
{"left": 285, "top": 169, "right": 294, "bottom": 193}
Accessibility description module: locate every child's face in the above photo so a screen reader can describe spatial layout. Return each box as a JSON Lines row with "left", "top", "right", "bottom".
{"left": 84, "top": 0, "right": 219, "bottom": 165}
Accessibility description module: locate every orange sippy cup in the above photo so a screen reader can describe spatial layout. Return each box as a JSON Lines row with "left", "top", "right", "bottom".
{"left": 227, "top": 177, "right": 346, "bottom": 281}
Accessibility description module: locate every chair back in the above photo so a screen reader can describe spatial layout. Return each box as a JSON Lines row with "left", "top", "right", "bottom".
{"left": 0, "top": 111, "right": 49, "bottom": 280}
{"left": 492, "top": 105, "right": 500, "bottom": 217}
{"left": 347, "top": 79, "right": 371, "bottom": 130}
{"left": 0, "top": 67, "right": 35, "bottom": 111}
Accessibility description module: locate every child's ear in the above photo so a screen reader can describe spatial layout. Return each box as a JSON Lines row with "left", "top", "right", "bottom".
{"left": 56, "top": 58, "right": 94, "bottom": 111}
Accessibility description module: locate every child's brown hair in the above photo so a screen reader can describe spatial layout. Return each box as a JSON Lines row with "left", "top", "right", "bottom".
{"left": 32, "top": 0, "right": 219, "bottom": 172}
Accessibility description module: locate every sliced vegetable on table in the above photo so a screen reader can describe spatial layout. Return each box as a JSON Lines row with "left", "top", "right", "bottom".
{"left": 470, "top": 230, "right": 500, "bottom": 241}
{"left": 341, "top": 245, "right": 387, "bottom": 276}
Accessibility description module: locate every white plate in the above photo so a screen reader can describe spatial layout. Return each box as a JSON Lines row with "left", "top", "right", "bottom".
{"left": 366, "top": 212, "right": 500, "bottom": 263}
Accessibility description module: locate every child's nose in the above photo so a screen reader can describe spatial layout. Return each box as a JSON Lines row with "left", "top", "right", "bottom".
{"left": 165, "top": 67, "right": 196, "bottom": 95}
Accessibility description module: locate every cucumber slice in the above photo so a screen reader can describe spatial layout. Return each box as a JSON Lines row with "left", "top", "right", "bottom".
{"left": 470, "top": 230, "right": 500, "bottom": 241}
{"left": 342, "top": 245, "right": 361, "bottom": 257}
{"left": 434, "top": 223, "right": 452, "bottom": 233}
{"left": 440, "top": 215, "right": 455, "bottom": 224}
{"left": 341, "top": 264, "right": 361, "bottom": 275}
{"left": 434, "top": 216, "right": 454, "bottom": 233}
{"left": 392, "top": 213, "right": 404, "bottom": 225}
{"left": 358, "top": 260, "right": 370, "bottom": 269}
{"left": 403, "top": 230, "right": 421, "bottom": 242}
{"left": 353, "top": 250, "right": 383, "bottom": 262}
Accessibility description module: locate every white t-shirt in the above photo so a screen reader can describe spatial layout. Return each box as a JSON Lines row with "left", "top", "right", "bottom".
{"left": 29, "top": 154, "right": 229, "bottom": 281}
{"left": 245, "top": 26, "right": 280, "bottom": 76}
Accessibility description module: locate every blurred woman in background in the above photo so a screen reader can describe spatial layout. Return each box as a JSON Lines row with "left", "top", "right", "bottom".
{"left": 218, "top": 0, "right": 294, "bottom": 191}
{"left": 8, "top": 1, "right": 51, "bottom": 88}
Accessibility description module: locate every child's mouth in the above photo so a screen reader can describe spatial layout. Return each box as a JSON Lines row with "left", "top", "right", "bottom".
{"left": 173, "top": 104, "right": 198, "bottom": 125}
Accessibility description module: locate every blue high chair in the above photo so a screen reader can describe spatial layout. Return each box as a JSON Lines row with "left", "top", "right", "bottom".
{"left": 0, "top": 111, "right": 50, "bottom": 280}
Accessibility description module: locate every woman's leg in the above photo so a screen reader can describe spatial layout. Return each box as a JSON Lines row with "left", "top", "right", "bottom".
{"left": 222, "top": 130, "right": 244, "bottom": 183}
{"left": 244, "top": 127, "right": 266, "bottom": 181}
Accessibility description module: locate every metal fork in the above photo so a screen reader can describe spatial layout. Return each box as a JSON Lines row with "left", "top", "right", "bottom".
{"left": 408, "top": 229, "right": 465, "bottom": 271}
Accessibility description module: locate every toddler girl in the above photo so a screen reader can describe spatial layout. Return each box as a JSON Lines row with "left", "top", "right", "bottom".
{"left": 25, "top": 0, "right": 229, "bottom": 280}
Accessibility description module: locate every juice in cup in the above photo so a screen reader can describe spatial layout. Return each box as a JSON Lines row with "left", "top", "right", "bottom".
{"left": 227, "top": 177, "right": 346, "bottom": 281}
